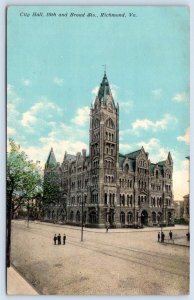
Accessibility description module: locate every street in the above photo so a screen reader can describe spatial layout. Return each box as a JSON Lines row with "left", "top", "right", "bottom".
{"left": 10, "top": 220, "right": 189, "bottom": 295}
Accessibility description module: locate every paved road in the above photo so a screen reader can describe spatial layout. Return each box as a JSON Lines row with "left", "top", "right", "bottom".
{"left": 10, "top": 220, "right": 189, "bottom": 295}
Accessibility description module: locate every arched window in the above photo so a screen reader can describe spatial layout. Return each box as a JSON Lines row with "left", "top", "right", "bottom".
{"left": 89, "top": 211, "right": 97, "bottom": 224}
{"left": 76, "top": 211, "right": 81, "bottom": 222}
{"left": 120, "top": 212, "right": 125, "bottom": 224}
{"left": 127, "top": 195, "right": 130, "bottom": 206}
{"left": 70, "top": 211, "right": 74, "bottom": 222}
{"left": 127, "top": 212, "right": 133, "bottom": 223}
{"left": 124, "top": 164, "right": 129, "bottom": 174}
{"left": 152, "top": 212, "right": 157, "bottom": 223}
{"left": 106, "top": 118, "right": 115, "bottom": 129}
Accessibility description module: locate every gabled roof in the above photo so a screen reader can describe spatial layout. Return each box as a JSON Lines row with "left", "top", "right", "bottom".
{"left": 125, "top": 149, "right": 142, "bottom": 159}
{"left": 118, "top": 153, "right": 135, "bottom": 171}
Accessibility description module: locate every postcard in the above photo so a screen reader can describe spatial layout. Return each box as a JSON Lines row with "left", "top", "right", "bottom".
{"left": 6, "top": 6, "right": 190, "bottom": 295}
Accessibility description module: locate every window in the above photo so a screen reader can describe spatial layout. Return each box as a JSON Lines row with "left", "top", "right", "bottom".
{"left": 120, "top": 212, "right": 125, "bottom": 224}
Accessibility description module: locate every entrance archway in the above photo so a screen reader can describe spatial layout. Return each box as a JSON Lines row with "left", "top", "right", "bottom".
{"left": 141, "top": 210, "right": 148, "bottom": 225}
{"left": 109, "top": 210, "right": 115, "bottom": 225}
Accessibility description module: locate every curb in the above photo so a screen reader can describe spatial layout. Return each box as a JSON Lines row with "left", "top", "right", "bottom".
{"left": 7, "top": 264, "right": 39, "bottom": 295}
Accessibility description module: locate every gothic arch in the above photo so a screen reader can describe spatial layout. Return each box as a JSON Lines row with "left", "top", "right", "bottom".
{"left": 106, "top": 117, "right": 115, "bottom": 129}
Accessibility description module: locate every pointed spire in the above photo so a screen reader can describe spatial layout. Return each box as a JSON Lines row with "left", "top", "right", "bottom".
{"left": 45, "top": 147, "right": 57, "bottom": 168}
{"left": 167, "top": 152, "right": 173, "bottom": 165}
{"left": 97, "top": 72, "right": 111, "bottom": 102}
{"left": 94, "top": 72, "right": 115, "bottom": 108}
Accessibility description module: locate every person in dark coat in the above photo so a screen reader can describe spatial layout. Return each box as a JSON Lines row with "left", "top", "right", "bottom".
{"left": 53, "top": 234, "right": 57, "bottom": 245}
{"left": 169, "top": 230, "right": 173, "bottom": 240}
{"left": 57, "top": 233, "right": 61, "bottom": 245}
{"left": 63, "top": 234, "right": 66, "bottom": 245}
{"left": 161, "top": 231, "right": 165, "bottom": 242}
{"left": 158, "top": 232, "right": 160, "bottom": 242}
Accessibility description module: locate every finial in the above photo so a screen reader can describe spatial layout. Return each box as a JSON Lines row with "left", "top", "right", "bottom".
{"left": 102, "top": 64, "right": 106, "bottom": 75}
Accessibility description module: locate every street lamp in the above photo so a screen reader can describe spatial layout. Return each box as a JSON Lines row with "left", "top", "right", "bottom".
{"left": 27, "top": 198, "right": 30, "bottom": 228}
{"left": 81, "top": 193, "right": 84, "bottom": 242}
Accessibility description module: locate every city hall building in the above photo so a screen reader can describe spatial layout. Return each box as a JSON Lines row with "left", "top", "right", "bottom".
{"left": 44, "top": 73, "right": 174, "bottom": 228}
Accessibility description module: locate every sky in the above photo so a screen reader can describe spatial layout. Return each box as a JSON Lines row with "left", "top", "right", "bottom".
{"left": 7, "top": 6, "right": 190, "bottom": 200}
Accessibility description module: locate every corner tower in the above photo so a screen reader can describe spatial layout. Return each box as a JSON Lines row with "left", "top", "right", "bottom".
{"left": 90, "top": 72, "right": 119, "bottom": 226}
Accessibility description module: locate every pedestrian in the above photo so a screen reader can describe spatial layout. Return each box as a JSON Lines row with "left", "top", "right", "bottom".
{"left": 169, "top": 230, "right": 173, "bottom": 240}
{"left": 161, "top": 231, "right": 165, "bottom": 242}
{"left": 186, "top": 232, "right": 190, "bottom": 241}
{"left": 53, "top": 234, "right": 57, "bottom": 245}
{"left": 158, "top": 232, "right": 160, "bottom": 242}
{"left": 57, "top": 233, "right": 61, "bottom": 245}
{"left": 162, "top": 232, "right": 165, "bottom": 242}
{"left": 63, "top": 234, "right": 66, "bottom": 245}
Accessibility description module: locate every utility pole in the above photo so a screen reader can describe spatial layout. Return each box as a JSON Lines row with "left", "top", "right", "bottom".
{"left": 81, "top": 192, "right": 84, "bottom": 242}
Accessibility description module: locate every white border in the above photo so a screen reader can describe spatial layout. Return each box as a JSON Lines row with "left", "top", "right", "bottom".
{"left": 0, "top": 1, "right": 193, "bottom": 300}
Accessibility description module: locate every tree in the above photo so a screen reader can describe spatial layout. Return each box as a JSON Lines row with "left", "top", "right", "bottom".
{"left": 6, "top": 139, "right": 42, "bottom": 267}
{"left": 42, "top": 168, "right": 63, "bottom": 221}
{"left": 43, "top": 171, "right": 61, "bottom": 206}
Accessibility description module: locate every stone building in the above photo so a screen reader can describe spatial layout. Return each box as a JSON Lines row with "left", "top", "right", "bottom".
{"left": 174, "top": 200, "right": 184, "bottom": 220}
{"left": 44, "top": 72, "right": 174, "bottom": 227}
{"left": 183, "top": 194, "right": 189, "bottom": 223}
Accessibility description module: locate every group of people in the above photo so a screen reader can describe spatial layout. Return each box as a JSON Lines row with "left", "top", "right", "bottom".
{"left": 53, "top": 233, "right": 66, "bottom": 245}
{"left": 158, "top": 230, "right": 173, "bottom": 243}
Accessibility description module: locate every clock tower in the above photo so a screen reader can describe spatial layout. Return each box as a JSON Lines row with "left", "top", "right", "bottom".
{"left": 89, "top": 72, "right": 119, "bottom": 226}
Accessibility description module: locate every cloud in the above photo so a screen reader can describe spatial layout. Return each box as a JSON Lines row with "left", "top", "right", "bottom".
{"left": 131, "top": 113, "right": 177, "bottom": 133}
{"left": 152, "top": 88, "right": 162, "bottom": 98}
{"left": 172, "top": 92, "right": 189, "bottom": 102}
{"left": 177, "top": 127, "right": 190, "bottom": 145}
{"left": 138, "top": 138, "right": 160, "bottom": 152}
{"left": 7, "top": 85, "right": 22, "bottom": 131}
{"left": 7, "top": 84, "right": 21, "bottom": 104}
{"left": 20, "top": 98, "right": 63, "bottom": 129}
{"left": 22, "top": 79, "right": 31, "bottom": 86}
{"left": 53, "top": 77, "right": 64, "bottom": 86}
{"left": 72, "top": 106, "right": 90, "bottom": 126}
{"left": 7, "top": 127, "right": 16, "bottom": 135}
{"left": 119, "top": 100, "right": 133, "bottom": 112}
{"left": 173, "top": 159, "right": 189, "bottom": 199}
{"left": 119, "top": 143, "right": 132, "bottom": 152}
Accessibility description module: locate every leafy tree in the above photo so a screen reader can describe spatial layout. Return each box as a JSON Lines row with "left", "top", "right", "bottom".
{"left": 42, "top": 170, "right": 61, "bottom": 206}
{"left": 42, "top": 166, "right": 66, "bottom": 222}
{"left": 7, "top": 139, "right": 42, "bottom": 213}
{"left": 6, "top": 139, "right": 42, "bottom": 267}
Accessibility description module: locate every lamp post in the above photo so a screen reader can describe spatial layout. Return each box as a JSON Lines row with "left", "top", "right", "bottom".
{"left": 27, "top": 198, "right": 30, "bottom": 228}
{"left": 81, "top": 193, "right": 84, "bottom": 242}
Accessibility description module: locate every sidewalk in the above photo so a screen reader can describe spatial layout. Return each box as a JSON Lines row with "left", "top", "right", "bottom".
{"left": 7, "top": 265, "right": 39, "bottom": 295}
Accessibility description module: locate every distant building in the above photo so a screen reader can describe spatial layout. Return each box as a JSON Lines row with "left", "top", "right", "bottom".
{"left": 174, "top": 201, "right": 184, "bottom": 220}
{"left": 43, "top": 73, "right": 175, "bottom": 228}
{"left": 183, "top": 194, "right": 189, "bottom": 223}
